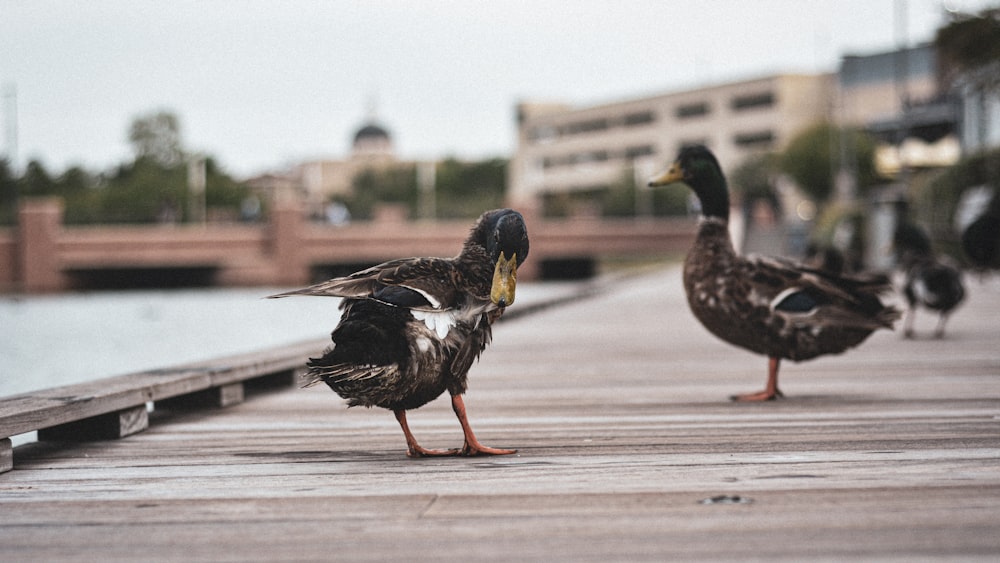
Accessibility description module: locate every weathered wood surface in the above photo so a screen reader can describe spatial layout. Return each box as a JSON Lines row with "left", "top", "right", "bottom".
{"left": 0, "top": 340, "right": 319, "bottom": 444}
{"left": 1, "top": 266, "right": 999, "bottom": 561}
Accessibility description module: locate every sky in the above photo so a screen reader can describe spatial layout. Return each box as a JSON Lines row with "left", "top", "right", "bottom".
{"left": 0, "top": 0, "right": 995, "bottom": 179}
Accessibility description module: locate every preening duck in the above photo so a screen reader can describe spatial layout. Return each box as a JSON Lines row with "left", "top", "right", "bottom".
{"left": 650, "top": 145, "right": 900, "bottom": 401}
{"left": 270, "top": 208, "right": 529, "bottom": 456}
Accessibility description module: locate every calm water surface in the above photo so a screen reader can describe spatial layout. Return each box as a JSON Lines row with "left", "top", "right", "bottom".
{"left": 1, "top": 287, "right": 339, "bottom": 398}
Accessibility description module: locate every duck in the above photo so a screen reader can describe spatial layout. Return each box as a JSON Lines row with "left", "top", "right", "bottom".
{"left": 649, "top": 145, "right": 900, "bottom": 401}
{"left": 962, "top": 194, "right": 1000, "bottom": 271}
{"left": 892, "top": 218, "right": 965, "bottom": 339}
{"left": 269, "top": 208, "right": 529, "bottom": 457}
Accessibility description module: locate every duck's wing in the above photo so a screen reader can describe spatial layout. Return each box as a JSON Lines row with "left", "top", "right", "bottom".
{"left": 749, "top": 254, "right": 899, "bottom": 330}
{"left": 268, "top": 257, "right": 463, "bottom": 312}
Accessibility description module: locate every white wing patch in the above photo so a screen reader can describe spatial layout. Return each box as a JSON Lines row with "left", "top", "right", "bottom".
{"left": 411, "top": 309, "right": 458, "bottom": 339}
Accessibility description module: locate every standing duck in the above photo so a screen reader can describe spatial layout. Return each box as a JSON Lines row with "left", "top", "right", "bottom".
{"left": 650, "top": 146, "right": 900, "bottom": 401}
{"left": 893, "top": 217, "right": 965, "bottom": 339}
{"left": 270, "top": 209, "right": 528, "bottom": 456}
{"left": 962, "top": 194, "right": 1000, "bottom": 271}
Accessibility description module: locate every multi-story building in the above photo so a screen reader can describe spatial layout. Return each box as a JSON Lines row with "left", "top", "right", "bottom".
{"left": 836, "top": 43, "right": 961, "bottom": 176}
{"left": 508, "top": 73, "right": 835, "bottom": 211}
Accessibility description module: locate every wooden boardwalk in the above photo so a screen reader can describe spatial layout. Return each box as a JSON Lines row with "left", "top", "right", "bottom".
{"left": 2, "top": 266, "right": 999, "bottom": 561}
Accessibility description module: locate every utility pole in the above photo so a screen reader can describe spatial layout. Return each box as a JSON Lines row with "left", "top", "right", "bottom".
{"left": 2, "top": 82, "right": 17, "bottom": 173}
{"left": 187, "top": 155, "right": 206, "bottom": 224}
{"left": 417, "top": 160, "right": 436, "bottom": 221}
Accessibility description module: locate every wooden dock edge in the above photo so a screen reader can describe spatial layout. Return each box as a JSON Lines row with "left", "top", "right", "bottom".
{"left": 0, "top": 274, "right": 619, "bottom": 474}
{"left": 0, "top": 338, "right": 327, "bottom": 473}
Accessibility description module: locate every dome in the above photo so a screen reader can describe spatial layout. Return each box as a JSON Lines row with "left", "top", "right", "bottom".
{"left": 353, "top": 123, "right": 390, "bottom": 144}
{"left": 351, "top": 121, "right": 394, "bottom": 158}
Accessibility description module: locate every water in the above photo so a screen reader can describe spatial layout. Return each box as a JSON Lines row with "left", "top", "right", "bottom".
{"left": 0, "top": 287, "right": 339, "bottom": 398}
{"left": 0, "top": 283, "right": 560, "bottom": 399}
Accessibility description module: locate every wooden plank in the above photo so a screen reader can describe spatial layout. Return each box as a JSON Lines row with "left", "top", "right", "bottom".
{"left": 37, "top": 405, "right": 149, "bottom": 441}
{"left": 0, "top": 339, "right": 323, "bottom": 440}
{"left": 156, "top": 382, "right": 245, "bottom": 410}
{"left": 0, "top": 438, "right": 10, "bottom": 473}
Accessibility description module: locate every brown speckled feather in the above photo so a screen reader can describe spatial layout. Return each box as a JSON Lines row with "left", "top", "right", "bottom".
{"left": 269, "top": 256, "right": 482, "bottom": 312}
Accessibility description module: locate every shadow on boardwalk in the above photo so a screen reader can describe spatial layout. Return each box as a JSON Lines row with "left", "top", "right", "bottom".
{"left": 2, "top": 266, "right": 999, "bottom": 561}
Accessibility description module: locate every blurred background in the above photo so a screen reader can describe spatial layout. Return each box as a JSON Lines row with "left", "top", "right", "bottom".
{"left": 2, "top": 1, "right": 999, "bottom": 394}
{"left": 1, "top": 1, "right": 996, "bottom": 241}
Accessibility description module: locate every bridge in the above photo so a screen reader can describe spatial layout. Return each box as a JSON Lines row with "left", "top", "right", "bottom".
{"left": 0, "top": 198, "right": 696, "bottom": 292}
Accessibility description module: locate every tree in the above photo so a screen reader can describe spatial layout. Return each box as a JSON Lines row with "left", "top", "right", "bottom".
{"left": 349, "top": 165, "right": 418, "bottom": 220}
{"left": 0, "top": 159, "right": 16, "bottom": 224}
{"left": 935, "top": 8, "right": 1000, "bottom": 97}
{"left": 434, "top": 157, "right": 507, "bottom": 218}
{"left": 128, "top": 110, "right": 184, "bottom": 167}
{"left": 18, "top": 159, "right": 56, "bottom": 197}
{"left": 780, "top": 122, "right": 879, "bottom": 205}
{"left": 730, "top": 152, "right": 781, "bottom": 216}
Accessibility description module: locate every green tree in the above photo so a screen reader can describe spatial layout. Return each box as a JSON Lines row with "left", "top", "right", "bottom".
{"left": 198, "top": 157, "right": 248, "bottom": 209}
{"left": 0, "top": 159, "right": 17, "bottom": 224}
{"left": 99, "top": 157, "right": 186, "bottom": 223}
{"left": 18, "top": 160, "right": 56, "bottom": 197}
{"left": 935, "top": 8, "right": 1000, "bottom": 97}
{"left": 434, "top": 158, "right": 506, "bottom": 218}
{"left": 56, "top": 166, "right": 102, "bottom": 224}
{"left": 349, "top": 165, "right": 418, "bottom": 220}
{"left": 128, "top": 110, "right": 184, "bottom": 167}
{"left": 780, "top": 122, "right": 879, "bottom": 205}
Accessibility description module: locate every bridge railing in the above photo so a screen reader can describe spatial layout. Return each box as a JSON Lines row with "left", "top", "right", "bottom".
{"left": 1, "top": 198, "right": 696, "bottom": 292}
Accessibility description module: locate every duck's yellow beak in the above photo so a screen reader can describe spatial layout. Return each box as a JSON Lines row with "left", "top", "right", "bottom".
{"left": 491, "top": 252, "right": 517, "bottom": 308}
{"left": 648, "top": 161, "right": 684, "bottom": 187}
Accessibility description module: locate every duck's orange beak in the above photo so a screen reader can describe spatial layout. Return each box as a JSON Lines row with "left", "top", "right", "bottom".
{"left": 491, "top": 252, "right": 517, "bottom": 308}
{"left": 648, "top": 161, "right": 684, "bottom": 187}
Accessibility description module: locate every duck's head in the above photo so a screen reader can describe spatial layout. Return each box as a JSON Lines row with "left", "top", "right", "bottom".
{"left": 649, "top": 145, "right": 729, "bottom": 220}
{"left": 469, "top": 208, "right": 529, "bottom": 308}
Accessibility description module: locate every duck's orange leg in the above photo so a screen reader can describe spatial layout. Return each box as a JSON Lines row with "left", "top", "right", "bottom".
{"left": 451, "top": 394, "right": 517, "bottom": 456}
{"left": 393, "top": 410, "right": 460, "bottom": 457}
{"left": 731, "top": 356, "right": 785, "bottom": 402}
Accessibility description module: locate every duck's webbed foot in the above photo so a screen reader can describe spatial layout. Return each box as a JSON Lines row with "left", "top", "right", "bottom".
{"left": 730, "top": 387, "right": 784, "bottom": 402}
{"left": 406, "top": 444, "right": 462, "bottom": 458}
{"left": 730, "top": 357, "right": 784, "bottom": 402}
{"left": 395, "top": 409, "right": 460, "bottom": 458}
{"left": 459, "top": 440, "right": 517, "bottom": 456}
{"left": 452, "top": 394, "right": 517, "bottom": 457}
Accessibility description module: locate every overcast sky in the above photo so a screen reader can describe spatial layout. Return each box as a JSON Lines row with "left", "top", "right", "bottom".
{"left": 0, "top": 0, "right": 994, "bottom": 178}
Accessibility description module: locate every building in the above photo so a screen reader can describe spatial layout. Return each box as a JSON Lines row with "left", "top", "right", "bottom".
{"left": 247, "top": 120, "right": 402, "bottom": 216}
{"left": 297, "top": 121, "right": 397, "bottom": 210}
{"left": 836, "top": 43, "right": 962, "bottom": 176}
{"left": 508, "top": 73, "right": 835, "bottom": 212}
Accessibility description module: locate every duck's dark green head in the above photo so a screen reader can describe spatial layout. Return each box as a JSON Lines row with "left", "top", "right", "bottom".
{"left": 649, "top": 145, "right": 729, "bottom": 220}
{"left": 469, "top": 208, "right": 529, "bottom": 308}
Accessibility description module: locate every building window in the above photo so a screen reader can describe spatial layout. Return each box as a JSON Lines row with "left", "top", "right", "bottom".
{"left": 562, "top": 118, "right": 610, "bottom": 136}
{"left": 676, "top": 102, "right": 710, "bottom": 119}
{"left": 625, "top": 145, "right": 655, "bottom": 159}
{"left": 733, "top": 131, "right": 775, "bottom": 147}
{"left": 624, "top": 111, "right": 656, "bottom": 126}
{"left": 529, "top": 125, "right": 558, "bottom": 144}
{"left": 731, "top": 92, "right": 775, "bottom": 111}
